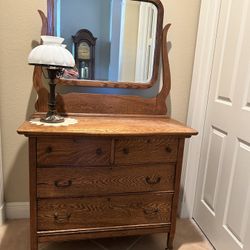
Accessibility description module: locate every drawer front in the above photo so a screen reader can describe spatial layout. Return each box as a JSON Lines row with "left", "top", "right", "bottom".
{"left": 37, "top": 164, "right": 176, "bottom": 198}
{"left": 115, "top": 137, "right": 178, "bottom": 165}
{"left": 37, "top": 137, "right": 111, "bottom": 167}
{"left": 37, "top": 193, "right": 173, "bottom": 230}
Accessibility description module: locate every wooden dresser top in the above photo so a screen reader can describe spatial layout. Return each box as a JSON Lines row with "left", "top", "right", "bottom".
{"left": 17, "top": 115, "right": 198, "bottom": 137}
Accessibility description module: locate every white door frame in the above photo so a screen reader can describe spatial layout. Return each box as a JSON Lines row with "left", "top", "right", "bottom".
{"left": 135, "top": 2, "right": 157, "bottom": 82}
{"left": 180, "top": 0, "right": 223, "bottom": 218}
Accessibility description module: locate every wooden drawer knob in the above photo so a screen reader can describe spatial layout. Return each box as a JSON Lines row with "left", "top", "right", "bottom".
{"left": 165, "top": 146, "right": 172, "bottom": 153}
{"left": 54, "top": 212, "right": 71, "bottom": 224}
{"left": 46, "top": 146, "right": 53, "bottom": 154}
{"left": 54, "top": 180, "right": 72, "bottom": 188}
{"left": 145, "top": 176, "right": 161, "bottom": 185}
{"left": 123, "top": 148, "right": 129, "bottom": 155}
{"left": 96, "top": 148, "right": 103, "bottom": 156}
{"left": 143, "top": 207, "right": 159, "bottom": 216}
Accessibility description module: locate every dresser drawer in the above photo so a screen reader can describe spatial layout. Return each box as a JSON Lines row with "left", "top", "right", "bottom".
{"left": 37, "top": 164, "right": 176, "bottom": 198}
{"left": 37, "top": 137, "right": 111, "bottom": 167}
{"left": 37, "top": 193, "right": 173, "bottom": 231}
{"left": 114, "top": 137, "right": 178, "bottom": 165}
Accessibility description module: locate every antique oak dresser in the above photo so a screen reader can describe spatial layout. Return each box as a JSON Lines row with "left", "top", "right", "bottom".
{"left": 17, "top": 1, "right": 197, "bottom": 249}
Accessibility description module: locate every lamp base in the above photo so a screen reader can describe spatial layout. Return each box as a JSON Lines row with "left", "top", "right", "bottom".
{"left": 40, "top": 114, "right": 65, "bottom": 123}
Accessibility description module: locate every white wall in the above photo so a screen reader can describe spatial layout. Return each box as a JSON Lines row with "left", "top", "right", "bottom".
{"left": 0, "top": 0, "right": 46, "bottom": 204}
{"left": 0, "top": 130, "right": 4, "bottom": 224}
{"left": 164, "top": 0, "right": 202, "bottom": 122}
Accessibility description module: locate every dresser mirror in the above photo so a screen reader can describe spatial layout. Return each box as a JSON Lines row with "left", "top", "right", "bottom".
{"left": 46, "top": 0, "right": 164, "bottom": 89}
{"left": 34, "top": 0, "right": 169, "bottom": 114}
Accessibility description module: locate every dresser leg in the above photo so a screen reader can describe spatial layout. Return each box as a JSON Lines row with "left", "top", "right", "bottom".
{"left": 29, "top": 138, "right": 38, "bottom": 250}
{"left": 30, "top": 222, "right": 38, "bottom": 250}
{"left": 30, "top": 234, "right": 38, "bottom": 250}
{"left": 165, "top": 233, "right": 174, "bottom": 250}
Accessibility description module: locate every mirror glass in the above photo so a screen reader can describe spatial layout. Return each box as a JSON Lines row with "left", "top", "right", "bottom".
{"left": 55, "top": 0, "right": 158, "bottom": 83}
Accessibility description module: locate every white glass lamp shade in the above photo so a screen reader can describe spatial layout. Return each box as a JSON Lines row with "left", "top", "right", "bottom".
{"left": 28, "top": 36, "right": 75, "bottom": 68}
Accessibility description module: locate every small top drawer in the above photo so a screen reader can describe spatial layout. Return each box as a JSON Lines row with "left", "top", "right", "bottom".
{"left": 37, "top": 137, "right": 111, "bottom": 167}
{"left": 114, "top": 137, "right": 178, "bottom": 165}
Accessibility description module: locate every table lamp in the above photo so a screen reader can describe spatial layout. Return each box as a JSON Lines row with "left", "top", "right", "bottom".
{"left": 28, "top": 36, "right": 75, "bottom": 123}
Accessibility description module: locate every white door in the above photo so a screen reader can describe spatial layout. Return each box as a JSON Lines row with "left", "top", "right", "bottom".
{"left": 193, "top": 0, "right": 250, "bottom": 249}
{"left": 135, "top": 2, "right": 157, "bottom": 82}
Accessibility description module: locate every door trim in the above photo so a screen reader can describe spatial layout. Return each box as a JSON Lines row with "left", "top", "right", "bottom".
{"left": 180, "top": 0, "right": 223, "bottom": 218}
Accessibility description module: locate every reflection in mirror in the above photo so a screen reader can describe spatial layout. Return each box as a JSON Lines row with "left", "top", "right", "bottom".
{"left": 55, "top": 0, "right": 158, "bottom": 83}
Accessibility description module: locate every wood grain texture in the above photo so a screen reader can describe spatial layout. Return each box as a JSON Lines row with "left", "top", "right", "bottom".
{"left": 156, "top": 24, "right": 171, "bottom": 110}
{"left": 37, "top": 193, "right": 173, "bottom": 231}
{"left": 17, "top": 115, "right": 198, "bottom": 137}
{"left": 168, "top": 138, "right": 185, "bottom": 249}
{"left": 55, "top": 92, "right": 166, "bottom": 115}
{"left": 37, "top": 137, "right": 111, "bottom": 167}
{"left": 114, "top": 137, "right": 178, "bottom": 165}
{"left": 37, "top": 164, "right": 176, "bottom": 198}
{"left": 37, "top": 224, "right": 171, "bottom": 243}
{"left": 38, "top": 10, "right": 48, "bottom": 36}
{"left": 29, "top": 137, "right": 38, "bottom": 250}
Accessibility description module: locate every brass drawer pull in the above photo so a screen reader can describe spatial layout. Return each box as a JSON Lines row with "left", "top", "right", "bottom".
{"left": 146, "top": 176, "right": 161, "bottom": 185}
{"left": 123, "top": 148, "right": 129, "bottom": 155}
{"left": 54, "top": 212, "right": 71, "bottom": 224}
{"left": 96, "top": 148, "right": 103, "bottom": 156}
{"left": 54, "top": 180, "right": 72, "bottom": 188}
{"left": 143, "top": 207, "right": 159, "bottom": 216}
{"left": 165, "top": 146, "right": 172, "bottom": 153}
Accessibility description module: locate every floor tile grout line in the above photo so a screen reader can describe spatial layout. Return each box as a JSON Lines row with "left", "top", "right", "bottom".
{"left": 126, "top": 236, "right": 144, "bottom": 250}
{"left": 90, "top": 239, "right": 109, "bottom": 250}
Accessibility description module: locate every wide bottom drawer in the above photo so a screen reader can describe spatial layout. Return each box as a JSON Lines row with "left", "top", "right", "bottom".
{"left": 38, "top": 193, "right": 173, "bottom": 231}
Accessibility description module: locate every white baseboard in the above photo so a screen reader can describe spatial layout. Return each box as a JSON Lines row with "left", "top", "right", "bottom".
{"left": 5, "top": 202, "right": 30, "bottom": 219}
{"left": 0, "top": 204, "right": 5, "bottom": 225}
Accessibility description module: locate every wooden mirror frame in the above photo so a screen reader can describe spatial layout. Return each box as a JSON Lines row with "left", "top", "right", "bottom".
{"left": 46, "top": 0, "right": 164, "bottom": 89}
{"left": 33, "top": 1, "right": 171, "bottom": 116}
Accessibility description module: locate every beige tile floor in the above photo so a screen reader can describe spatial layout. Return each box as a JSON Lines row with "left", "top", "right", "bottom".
{"left": 0, "top": 219, "right": 214, "bottom": 250}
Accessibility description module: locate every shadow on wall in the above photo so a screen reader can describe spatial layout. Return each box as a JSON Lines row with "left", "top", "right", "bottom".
{"left": 4, "top": 142, "right": 29, "bottom": 203}
{"left": 3, "top": 73, "right": 37, "bottom": 213}
{"left": 167, "top": 95, "right": 172, "bottom": 117}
